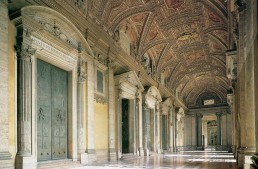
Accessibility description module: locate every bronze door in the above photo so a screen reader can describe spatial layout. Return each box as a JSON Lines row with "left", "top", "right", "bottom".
{"left": 37, "top": 59, "right": 67, "bottom": 161}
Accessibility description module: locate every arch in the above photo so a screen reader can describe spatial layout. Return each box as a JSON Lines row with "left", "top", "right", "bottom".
{"left": 161, "top": 98, "right": 174, "bottom": 115}
{"left": 146, "top": 86, "right": 162, "bottom": 102}
{"left": 22, "top": 6, "right": 94, "bottom": 57}
{"left": 110, "top": 7, "right": 150, "bottom": 32}
{"left": 144, "top": 86, "right": 162, "bottom": 109}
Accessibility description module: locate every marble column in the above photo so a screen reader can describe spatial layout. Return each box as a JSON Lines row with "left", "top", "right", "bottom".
{"left": 155, "top": 103, "right": 161, "bottom": 153}
{"left": 196, "top": 113, "right": 203, "bottom": 149}
{"left": 0, "top": 1, "right": 13, "bottom": 168}
{"left": 142, "top": 104, "right": 149, "bottom": 156}
{"left": 77, "top": 58, "right": 87, "bottom": 162}
{"left": 16, "top": 37, "right": 37, "bottom": 169}
{"left": 216, "top": 112, "right": 222, "bottom": 146}
{"left": 116, "top": 89, "right": 122, "bottom": 159}
{"left": 243, "top": 29, "right": 256, "bottom": 168}
{"left": 85, "top": 59, "right": 96, "bottom": 162}
{"left": 108, "top": 67, "right": 116, "bottom": 161}
{"left": 237, "top": 7, "right": 249, "bottom": 167}
{"left": 136, "top": 91, "right": 144, "bottom": 156}
{"left": 168, "top": 107, "right": 173, "bottom": 152}
{"left": 191, "top": 115, "right": 196, "bottom": 147}
{"left": 174, "top": 108, "right": 179, "bottom": 151}
{"left": 202, "top": 120, "right": 208, "bottom": 147}
{"left": 254, "top": 19, "right": 258, "bottom": 157}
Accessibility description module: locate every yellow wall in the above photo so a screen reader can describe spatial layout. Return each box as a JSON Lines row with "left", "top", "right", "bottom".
{"left": 94, "top": 101, "right": 108, "bottom": 149}
{"left": 8, "top": 21, "right": 16, "bottom": 159}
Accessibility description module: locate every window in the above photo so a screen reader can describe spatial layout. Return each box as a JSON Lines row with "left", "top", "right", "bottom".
{"left": 96, "top": 70, "right": 104, "bottom": 94}
{"left": 203, "top": 99, "right": 214, "bottom": 105}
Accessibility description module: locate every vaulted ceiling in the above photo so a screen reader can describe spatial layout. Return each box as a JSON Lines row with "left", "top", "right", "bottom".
{"left": 8, "top": 0, "right": 230, "bottom": 108}
{"left": 88, "top": 0, "right": 229, "bottom": 107}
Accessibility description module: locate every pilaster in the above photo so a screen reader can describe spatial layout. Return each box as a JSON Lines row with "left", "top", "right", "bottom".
{"left": 116, "top": 88, "right": 122, "bottom": 159}
{"left": 107, "top": 66, "right": 116, "bottom": 161}
{"left": 77, "top": 57, "right": 87, "bottom": 163}
{"left": 216, "top": 112, "right": 222, "bottom": 146}
{"left": 136, "top": 91, "right": 144, "bottom": 156}
{"left": 196, "top": 113, "right": 203, "bottom": 150}
{"left": 155, "top": 103, "right": 162, "bottom": 154}
{"left": 142, "top": 104, "right": 149, "bottom": 156}
{"left": 84, "top": 58, "right": 96, "bottom": 163}
{"left": 15, "top": 32, "right": 37, "bottom": 169}
{"left": 168, "top": 107, "right": 174, "bottom": 152}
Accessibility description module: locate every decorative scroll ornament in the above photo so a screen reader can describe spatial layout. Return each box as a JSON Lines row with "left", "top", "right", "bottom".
{"left": 16, "top": 43, "right": 36, "bottom": 62}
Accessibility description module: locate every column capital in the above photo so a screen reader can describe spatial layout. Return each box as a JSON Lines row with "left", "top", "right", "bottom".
{"left": 143, "top": 103, "right": 148, "bottom": 110}
{"left": 16, "top": 44, "right": 36, "bottom": 62}
{"left": 196, "top": 113, "right": 203, "bottom": 118}
{"left": 216, "top": 112, "right": 223, "bottom": 117}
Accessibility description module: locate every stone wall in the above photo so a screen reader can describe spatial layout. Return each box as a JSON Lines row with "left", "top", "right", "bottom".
{"left": 0, "top": 0, "right": 14, "bottom": 168}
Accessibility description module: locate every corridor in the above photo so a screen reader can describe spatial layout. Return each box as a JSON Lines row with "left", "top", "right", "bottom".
{"left": 38, "top": 151, "right": 237, "bottom": 169}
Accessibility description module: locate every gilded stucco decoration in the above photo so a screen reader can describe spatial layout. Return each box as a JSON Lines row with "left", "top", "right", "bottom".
{"left": 87, "top": 0, "right": 229, "bottom": 108}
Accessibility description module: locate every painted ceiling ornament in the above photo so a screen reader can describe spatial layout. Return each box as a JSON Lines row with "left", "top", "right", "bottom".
{"left": 164, "top": 0, "right": 185, "bottom": 9}
{"left": 208, "top": 9, "right": 221, "bottom": 23}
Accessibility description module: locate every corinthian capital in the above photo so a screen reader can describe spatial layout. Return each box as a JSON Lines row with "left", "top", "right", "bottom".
{"left": 16, "top": 44, "right": 36, "bottom": 62}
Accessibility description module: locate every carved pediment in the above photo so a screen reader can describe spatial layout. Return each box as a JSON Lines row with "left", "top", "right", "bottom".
{"left": 144, "top": 86, "right": 162, "bottom": 109}
{"left": 115, "top": 71, "right": 144, "bottom": 99}
{"left": 161, "top": 98, "right": 173, "bottom": 115}
{"left": 21, "top": 6, "right": 94, "bottom": 58}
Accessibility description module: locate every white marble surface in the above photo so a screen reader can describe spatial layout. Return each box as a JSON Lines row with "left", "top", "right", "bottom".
{"left": 37, "top": 151, "right": 238, "bottom": 169}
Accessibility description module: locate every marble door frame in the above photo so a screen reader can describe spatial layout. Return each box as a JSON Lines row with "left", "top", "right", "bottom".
{"left": 114, "top": 71, "right": 144, "bottom": 159}
{"left": 14, "top": 6, "right": 94, "bottom": 169}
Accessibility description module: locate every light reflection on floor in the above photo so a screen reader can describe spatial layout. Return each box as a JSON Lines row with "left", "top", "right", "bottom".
{"left": 78, "top": 151, "right": 238, "bottom": 169}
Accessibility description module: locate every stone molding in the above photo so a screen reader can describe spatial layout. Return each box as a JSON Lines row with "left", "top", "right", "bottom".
{"left": 143, "top": 86, "right": 162, "bottom": 109}
{"left": 115, "top": 71, "right": 144, "bottom": 100}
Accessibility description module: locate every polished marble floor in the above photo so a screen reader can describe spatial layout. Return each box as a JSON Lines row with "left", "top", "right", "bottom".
{"left": 38, "top": 151, "right": 238, "bottom": 169}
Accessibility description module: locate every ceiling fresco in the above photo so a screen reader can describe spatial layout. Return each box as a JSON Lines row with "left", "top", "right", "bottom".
{"left": 8, "top": 0, "right": 230, "bottom": 108}
{"left": 87, "top": 0, "right": 229, "bottom": 107}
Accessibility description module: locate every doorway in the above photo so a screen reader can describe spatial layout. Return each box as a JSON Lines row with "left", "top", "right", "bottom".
{"left": 122, "top": 99, "right": 130, "bottom": 153}
{"left": 207, "top": 120, "right": 217, "bottom": 146}
{"left": 37, "top": 59, "right": 68, "bottom": 161}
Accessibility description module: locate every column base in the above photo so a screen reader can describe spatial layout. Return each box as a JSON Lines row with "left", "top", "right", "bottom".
{"left": 108, "top": 149, "right": 117, "bottom": 161}
{"left": 117, "top": 151, "right": 122, "bottom": 159}
{"left": 169, "top": 147, "right": 173, "bottom": 153}
{"left": 144, "top": 149, "right": 149, "bottom": 156}
{"left": 80, "top": 152, "right": 97, "bottom": 164}
{"left": 244, "top": 155, "right": 253, "bottom": 169}
{"left": 138, "top": 148, "right": 144, "bottom": 156}
{"left": 0, "top": 152, "right": 14, "bottom": 169}
{"left": 238, "top": 148, "right": 246, "bottom": 168}
{"left": 231, "top": 145, "right": 236, "bottom": 155}
{"left": 157, "top": 149, "right": 162, "bottom": 154}
{"left": 15, "top": 155, "right": 36, "bottom": 169}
